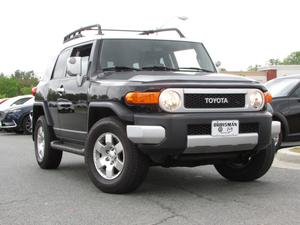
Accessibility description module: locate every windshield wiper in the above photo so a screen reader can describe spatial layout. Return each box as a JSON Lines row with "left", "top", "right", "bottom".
{"left": 141, "top": 66, "right": 178, "bottom": 71}
{"left": 102, "top": 66, "right": 141, "bottom": 72}
{"left": 178, "top": 67, "right": 214, "bottom": 73}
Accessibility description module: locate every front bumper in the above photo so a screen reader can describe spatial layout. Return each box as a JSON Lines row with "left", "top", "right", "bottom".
{"left": 127, "top": 111, "right": 276, "bottom": 156}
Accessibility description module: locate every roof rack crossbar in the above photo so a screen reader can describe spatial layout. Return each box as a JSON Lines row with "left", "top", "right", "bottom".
{"left": 63, "top": 24, "right": 102, "bottom": 43}
{"left": 63, "top": 25, "right": 186, "bottom": 43}
{"left": 140, "top": 28, "right": 185, "bottom": 38}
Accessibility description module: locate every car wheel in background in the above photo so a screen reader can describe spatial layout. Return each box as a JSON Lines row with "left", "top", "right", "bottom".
{"left": 22, "top": 115, "right": 32, "bottom": 135}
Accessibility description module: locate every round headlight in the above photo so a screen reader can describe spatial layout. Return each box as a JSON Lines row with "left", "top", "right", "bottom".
{"left": 159, "top": 90, "right": 181, "bottom": 112}
{"left": 249, "top": 90, "right": 264, "bottom": 109}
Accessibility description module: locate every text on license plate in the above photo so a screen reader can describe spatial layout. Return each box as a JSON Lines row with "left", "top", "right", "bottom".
{"left": 211, "top": 120, "right": 239, "bottom": 136}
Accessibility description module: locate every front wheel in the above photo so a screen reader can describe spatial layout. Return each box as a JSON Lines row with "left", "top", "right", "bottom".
{"left": 85, "top": 117, "right": 149, "bottom": 194}
{"left": 214, "top": 143, "right": 275, "bottom": 181}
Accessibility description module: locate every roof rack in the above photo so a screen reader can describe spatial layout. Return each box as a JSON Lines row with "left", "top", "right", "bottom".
{"left": 63, "top": 24, "right": 185, "bottom": 43}
{"left": 63, "top": 24, "right": 102, "bottom": 43}
{"left": 139, "top": 28, "right": 185, "bottom": 38}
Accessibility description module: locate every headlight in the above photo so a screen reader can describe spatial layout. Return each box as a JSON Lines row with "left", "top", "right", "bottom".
{"left": 249, "top": 90, "right": 264, "bottom": 109}
{"left": 159, "top": 90, "right": 181, "bottom": 112}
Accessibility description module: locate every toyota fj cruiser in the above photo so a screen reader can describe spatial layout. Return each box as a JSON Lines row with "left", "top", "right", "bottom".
{"left": 32, "top": 24, "right": 280, "bottom": 193}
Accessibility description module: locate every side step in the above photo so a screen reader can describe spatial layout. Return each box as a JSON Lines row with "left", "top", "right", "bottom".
{"left": 50, "top": 141, "right": 85, "bottom": 156}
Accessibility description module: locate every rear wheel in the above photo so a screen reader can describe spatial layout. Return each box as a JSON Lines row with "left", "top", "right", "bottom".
{"left": 85, "top": 117, "right": 149, "bottom": 194}
{"left": 34, "top": 116, "right": 62, "bottom": 169}
{"left": 214, "top": 143, "right": 275, "bottom": 181}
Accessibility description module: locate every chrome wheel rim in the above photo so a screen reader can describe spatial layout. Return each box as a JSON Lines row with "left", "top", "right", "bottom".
{"left": 37, "top": 126, "right": 45, "bottom": 161}
{"left": 93, "top": 132, "right": 125, "bottom": 180}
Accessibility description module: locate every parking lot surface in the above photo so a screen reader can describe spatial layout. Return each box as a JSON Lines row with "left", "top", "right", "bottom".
{"left": 1, "top": 132, "right": 300, "bottom": 225}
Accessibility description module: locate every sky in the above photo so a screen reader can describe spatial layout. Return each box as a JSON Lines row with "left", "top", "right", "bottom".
{"left": 0, "top": 0, "right": 300, "bottom": 76}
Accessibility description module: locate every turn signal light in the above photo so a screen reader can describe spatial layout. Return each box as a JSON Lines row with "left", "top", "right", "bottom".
{"left": 264, "top": 91, "right": 272, "bottom": 103}
{"left": 125, "top": 92, "right": 160, "bottom": 105}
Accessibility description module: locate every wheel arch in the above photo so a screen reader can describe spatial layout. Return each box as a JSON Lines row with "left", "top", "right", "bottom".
{"left": 32, "top": 102, "right": 53, "bottom": 140}
{"left": 273, "top": 112, "right": 289, "bottom": 139}
{"left": 87, "top": 102, "right": 133, "bottom": 131}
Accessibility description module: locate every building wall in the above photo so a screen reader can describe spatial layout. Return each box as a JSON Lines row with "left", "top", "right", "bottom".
{"left": 277, "top": 69, "right": 300, "bottom": 77}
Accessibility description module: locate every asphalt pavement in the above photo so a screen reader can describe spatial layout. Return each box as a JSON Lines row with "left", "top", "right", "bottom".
{"left": 1, "top": 132, "right": 300, "bottom": 225}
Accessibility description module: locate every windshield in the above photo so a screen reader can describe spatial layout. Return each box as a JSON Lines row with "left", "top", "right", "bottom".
{"left": 99, "top": 39, "right": 216, "bottom": 73}
{"left": 265, "top": 78, "right": 299, "bottom": 97}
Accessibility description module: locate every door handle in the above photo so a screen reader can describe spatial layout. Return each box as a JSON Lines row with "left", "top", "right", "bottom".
{"left": 57, "top": 87, "right": 65, "bottom": 94}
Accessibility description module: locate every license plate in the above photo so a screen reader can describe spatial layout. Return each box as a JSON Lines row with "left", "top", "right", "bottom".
{"left": 211, "top": 120, "right": 239, "bottom": 136}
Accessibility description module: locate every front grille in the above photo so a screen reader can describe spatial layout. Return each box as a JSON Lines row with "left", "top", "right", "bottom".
{"left": 184, "top": 94, "right": 245, "bottom": 109}
{"left": 187, "top": 123, "right": 259, "bottom": 135}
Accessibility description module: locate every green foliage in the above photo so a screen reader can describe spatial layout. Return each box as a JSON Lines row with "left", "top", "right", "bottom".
{"left": 248, "top": 51, "right": 300, "bottom": 71}
{"left": 0, "top": 70, "right": 39, "bottom": 98}
{"left": 282, "top": 51, "right": 300, "bottom": 65}
{"left": 247, "top": 64, "right": 261, "bottom": 72}
{"left": 268, "top": 58, "right": 281, "bottom": 65}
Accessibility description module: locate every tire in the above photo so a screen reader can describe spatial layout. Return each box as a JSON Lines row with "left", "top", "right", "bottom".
{"left": 214, "top": 143, "right": 275, "bottom": 181}
{"left": 22, "top": 115, "right": 32, "bottom": 135}
{"left": 34, "top": 116, "right": 62, "bottom": 169}
{"left": 85, "top": 117, "right": 149, "bottom": 194}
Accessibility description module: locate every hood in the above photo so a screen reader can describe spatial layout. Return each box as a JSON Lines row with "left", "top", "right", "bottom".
{"left": 99, "top": 71, "right": 257, "bottom": 84}
{"left": 128, "top": 72, "right": 257, "bottom": 83}
{"left": 6, "top": 103, "right": 33, "bottom": 113}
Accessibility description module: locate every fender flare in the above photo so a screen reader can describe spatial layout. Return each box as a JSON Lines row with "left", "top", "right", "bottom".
{"left": 272, "top": 112, "right": 289, "bottom": 137}
{"left": 88, "top": 101, "right": 133, "bottom": 125}
{"left": 33, "top": 101, "right": 53, "bottom": 126}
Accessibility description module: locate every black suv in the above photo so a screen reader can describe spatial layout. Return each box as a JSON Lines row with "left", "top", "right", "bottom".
{"left": 32, "top": 25, "right": 280, "bottom": 193}
{"left": 265, "top": 74, "right": 300, "bottom": 148}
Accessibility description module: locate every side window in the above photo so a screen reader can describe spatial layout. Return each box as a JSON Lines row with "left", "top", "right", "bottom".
{"left": 70, "top": 44, "right": 92, "bottom": 76}
{"left": 52, "top": 49, "right": 71, "bottom": 79}
{"left": 292, "top": 85, "right": 300, "bottom": 97}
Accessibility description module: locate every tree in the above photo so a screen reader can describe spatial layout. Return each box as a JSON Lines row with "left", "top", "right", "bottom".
{"left": 247, "top": 64, "right": 261, "bottom": 72}
{"left": 268, "top": 58, "right": 281, "bottom": 65}
{"left": 282, "top": 51, "right": 300, "bottom": 65}
{"left": 0, "top": 70, "right": 39, "bottom": 97}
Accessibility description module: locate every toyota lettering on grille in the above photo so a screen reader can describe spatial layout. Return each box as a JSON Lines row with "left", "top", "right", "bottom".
{"left": 204, "top": 97, "right": 229, "bottom": 104}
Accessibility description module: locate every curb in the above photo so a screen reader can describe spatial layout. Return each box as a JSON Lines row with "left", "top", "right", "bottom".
{"left": 276, "top": 147, "right": 300, "bottom": 164}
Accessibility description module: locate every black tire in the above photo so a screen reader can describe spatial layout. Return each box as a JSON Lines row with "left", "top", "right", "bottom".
{"left": 22, "top": 115, "right": 32, "bottom": 135}
{"left": 214, "top": 143, "right": 275, "bottom": 181}
{"left": 34, "top": 116, "right": 62, "bottom": 169}
{"left": 85, "top": 117, "right": 149, "bottom": 194}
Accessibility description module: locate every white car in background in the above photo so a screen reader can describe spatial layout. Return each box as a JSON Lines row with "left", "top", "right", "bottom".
{"left": 0, "top": 95, "right": 33, "bottom": 128}
{"left": 0, "top": 95, "right": 32, "bottom": 112}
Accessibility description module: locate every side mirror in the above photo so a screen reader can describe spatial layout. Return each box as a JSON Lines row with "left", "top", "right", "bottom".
{"left": 66, "top": 57, "right": 82, "bottom": 76}
{"left": 215, "top": 61, "right": 221, "bottom": 68}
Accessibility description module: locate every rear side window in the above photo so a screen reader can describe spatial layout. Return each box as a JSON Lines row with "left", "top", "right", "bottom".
{"left": 52, "top": 49, "right": 71, "bottom": 79}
